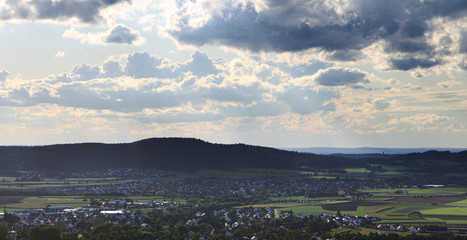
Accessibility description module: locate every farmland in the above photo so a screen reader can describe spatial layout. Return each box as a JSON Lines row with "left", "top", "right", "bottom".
{"left": 0, "top": 144, "right": 465, "bottom": 239}
{"left": 1, "top": 166, "right": 466, "bottom": 233}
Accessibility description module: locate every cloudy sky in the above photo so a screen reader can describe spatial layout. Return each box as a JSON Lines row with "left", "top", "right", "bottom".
{"left": 0, "top": 0, "right": 466, "bottom": 147}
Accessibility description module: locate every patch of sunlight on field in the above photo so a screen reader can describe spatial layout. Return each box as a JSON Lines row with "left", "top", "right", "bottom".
{"left": 341, "top": 206, "right": 367, "bottom": 215}
{"left": 4, "top": 196, "right": 89, "bottom": 209}
{"left": 271, "top": 196, "right": 347, "bottom": 201}
{"left": 308, "top": 176, "right": 337, "bottom": 179}
{"left": 362, "top": 188, "right": 467, "bottom": 197}
{"left": 421, "top": 207, "right": 467, "bottom": 216}
{"left": 447, "top": 198, "right": 467, "bottom": 206}
{"left": 345, "top": 168, "right": 368, "bottom": 174}
{"left": 235, "top": 202, "right": 306, "bottom": 208}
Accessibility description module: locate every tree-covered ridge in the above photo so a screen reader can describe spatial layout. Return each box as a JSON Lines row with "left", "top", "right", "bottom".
{"left": 0, "top": 138, "right": 362, "bottom": 173}
{"left": 0, "top": 138, "right": 465, "bottom": 174}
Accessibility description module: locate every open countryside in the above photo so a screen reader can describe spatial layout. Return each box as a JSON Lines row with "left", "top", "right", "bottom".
{"left": 0, "top": 139, "right": 466, "bottom": 239}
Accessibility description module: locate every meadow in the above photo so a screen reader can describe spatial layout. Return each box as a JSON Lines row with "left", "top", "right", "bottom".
{"left": 235, "top": 186, "right": 467, "bottom": 230}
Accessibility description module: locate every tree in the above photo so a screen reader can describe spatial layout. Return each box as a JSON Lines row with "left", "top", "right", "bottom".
{"left": 30, "top": 225, "right": 61, "bottom": 240}
{"left": 2, "top": 213, "right": 19, "bottom": 228}
{"left": 0, "top": 225, "right": 9, "bottom": 240}
{"left": 62, "top": 232, "right": 78, "bottom": 240}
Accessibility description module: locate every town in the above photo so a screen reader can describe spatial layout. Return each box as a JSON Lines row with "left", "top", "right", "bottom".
{"left": 0, "top": 167, "right": 466, "bottom": 239}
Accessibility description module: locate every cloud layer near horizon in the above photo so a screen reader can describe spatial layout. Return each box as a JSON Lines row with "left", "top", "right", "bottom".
{"left": 0, "top": 52, "right": 339, "bottom": 117}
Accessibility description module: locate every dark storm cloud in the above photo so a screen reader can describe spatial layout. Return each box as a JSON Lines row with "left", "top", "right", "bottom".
{"left": 105, "top": 25, "right": 140, "bottom": 44}
{"left": 1, "top": 0, "right": 126, "bottom": 23}
{"left": 170, "top": 4, "right": 370, "bottom": 52}
{"left": 390, "top": 57, "right": 441, "bottom": 71}
{"left": 385, "top": 39, "right": 432, "bottom": 53}
{"left": 460, "top": 32, "right": 467, "bottom": 54}
{"left": 328, "top": 50, "right": 363, "bottom": 62}
{"left": 314, "top": 68, "right": 369, "bottom": 86}
{"left": 424, "top": 0, "right": 467, "bottom": 17}
{"left": 168, "top": 0, "right": 467, "bottom": 70}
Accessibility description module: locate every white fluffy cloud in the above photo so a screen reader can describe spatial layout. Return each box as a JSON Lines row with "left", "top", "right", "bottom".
{"left": 54, "top": 51, "right": 66, "bottom": 58}
{"left": 0, "top": 51, "right": 339, "bottom": 118}
{"left": 0, "top": 70, "right": 8, "bottom": 82}
{"left": 63, "top": 24, "right": 145, "bottom": 45}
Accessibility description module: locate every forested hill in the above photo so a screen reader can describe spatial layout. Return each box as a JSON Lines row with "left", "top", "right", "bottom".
{"left": 0, "top": 138, "right": 464, "bottom": 173}
{"left": 0, "top": 138, "right": 354, "bottom": 172}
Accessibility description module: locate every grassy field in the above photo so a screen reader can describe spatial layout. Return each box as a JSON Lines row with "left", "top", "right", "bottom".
{"left": 447, "top": 199, "right": 467, "bottom": 207}
{"left": 0, "top": 180, "right": 133, "bottom": 190}
{"left": 421, "top": 207, "right": 467, "bottom": 216}
{"left": 249, "top": 191, "right": 467, "bottom": 230}
{"left": 1, "top": 196, "right": 88, "bottom": 210}
{"left": 360, "top": 187, "right": 467, "bottom": 197}
{"left": 344, "top": 167, "right": 403, "bottom": 176}
{"left": 270, "top": 196, "right": 347, "bottom": 201}
{"left": 345, "top": 168, "right": 368, "bottom": 174}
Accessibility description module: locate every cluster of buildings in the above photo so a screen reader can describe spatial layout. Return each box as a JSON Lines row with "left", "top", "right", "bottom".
{"left": 375, "top": 224, "right": 448, "bottom": 233}
{"left": 31, "top": 177, "right": 356, "bottom": 200}
{"left": 1, "top": 199, "right": 172, "bottom": 232}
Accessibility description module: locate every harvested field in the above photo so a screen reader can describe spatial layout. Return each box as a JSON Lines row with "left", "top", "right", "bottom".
{"left": 0, "top": 196, "right": 24, "bottom": 204}
{"left": 407, "top": 211, "right": 424, "bottom": 219}
{"left": 322, "top": 201, "right": 387, "bottom": 211}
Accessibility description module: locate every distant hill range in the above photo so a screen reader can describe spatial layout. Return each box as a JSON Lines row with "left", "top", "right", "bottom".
{"left": 286, "top": 147, "right": 467, "bottom": 155}
{"left": 0, "top": 138, "right": 465, "bottom": 173}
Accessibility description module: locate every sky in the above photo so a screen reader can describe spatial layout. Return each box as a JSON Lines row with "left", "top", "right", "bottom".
{"left": 0, "top": 0, "right": 466, "bottom": 148}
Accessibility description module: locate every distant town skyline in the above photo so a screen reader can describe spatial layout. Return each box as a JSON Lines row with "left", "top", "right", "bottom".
{"left": 0, "top": 0, "right": 466, "bottom": 148}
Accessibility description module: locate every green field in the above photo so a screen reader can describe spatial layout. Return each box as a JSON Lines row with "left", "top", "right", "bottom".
{"left": 258, "top": 190, "right": 467, "bottom": 229}
{"left": 271, "top": 196, "right": 347, "bottom": 201}
{"left": 0, "top": 180, "right": 133, "bottom": 190}
{"left": 421, "top": 207, "right": 467, "bottom": 216}
{"left": 360, "top": 187, "right": 467, "bottom": 197}
{"left": 345, "top": 168, "right": 368, "bottom": 174}
{"left": 447, "top": 199, "right": 467, "bottom": 207}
